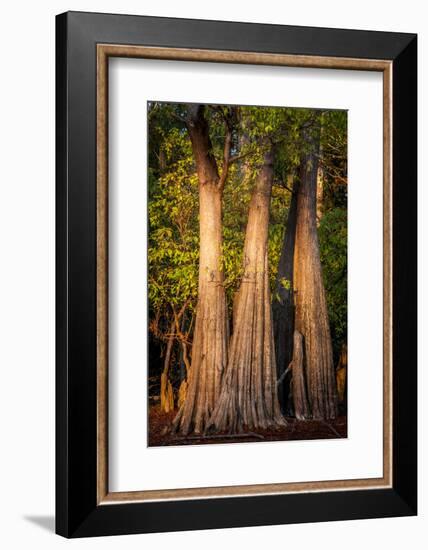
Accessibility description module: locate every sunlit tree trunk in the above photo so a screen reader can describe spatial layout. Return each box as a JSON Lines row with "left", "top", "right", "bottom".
{"left": 208, "top": 146, "right": 286, "bottom": 432}
{"left": 160, "top": 321, "right": 175, "bottom": 413}
{"left": 172, "top": 105, "right": 229, "bottom": 434}
{"left": 316, "top": 141, "right": 324, "bottom": 225}
{"left": 272, "top": 178, "right": 299, "bottom": 412}
{"left": 293, "top": 121, "right": 338, "bottom": 420}
{"left": 336, "top": 343, "right": 347, "bottom": 405}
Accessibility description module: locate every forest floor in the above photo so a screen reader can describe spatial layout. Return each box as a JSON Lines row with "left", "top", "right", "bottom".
{"left": 148, "top": 405, "right": 347, "bottom": 447}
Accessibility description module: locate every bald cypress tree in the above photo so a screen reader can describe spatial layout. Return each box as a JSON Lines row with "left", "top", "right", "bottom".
{"left": 208, "top": 144, "right": 285, "bottom": 432}
{"left": 172, "top": 105, "right": 232, "bottom": 434}
{"left": 293, "top": 119, "right": 338, "bottom": 419}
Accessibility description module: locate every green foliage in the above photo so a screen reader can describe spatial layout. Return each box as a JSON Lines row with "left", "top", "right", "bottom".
{"left": 268, "top": 184, "right": 291, "bottom": 292}
{"left": 318, "top": 207, "right": 347, "bottom": 359}
{"left": 148, "top": 122, "right": 199, "bottom": 316}
{"left": 279, "top": 278, "right": 292, "bottom": 291}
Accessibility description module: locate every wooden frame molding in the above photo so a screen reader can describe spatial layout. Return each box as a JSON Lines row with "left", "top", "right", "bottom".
{"left": 96, "top": 43, "right": 393, "bottom": 505}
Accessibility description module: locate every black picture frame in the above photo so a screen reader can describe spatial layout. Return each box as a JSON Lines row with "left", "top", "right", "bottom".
{"left": 56, "top": 11, "right": 417, "bottom": 538}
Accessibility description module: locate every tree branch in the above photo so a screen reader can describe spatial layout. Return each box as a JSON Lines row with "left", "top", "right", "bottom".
{"left": 276, "top": 363, "right": 292, "bottom": 386}
{"left": 217, "top": 106, "right": 237, "bottom": 191}
{"left": 170, "top": 111, "right": 187, "bottom": 125}
{"left": 273, "top": 178, "right": 297, "bottom": 194}
{"left": 228, "top": 151, "right": 252, "bottom": 164}
{"left": 218, "top": 124, "right": 232, "bottom": 190}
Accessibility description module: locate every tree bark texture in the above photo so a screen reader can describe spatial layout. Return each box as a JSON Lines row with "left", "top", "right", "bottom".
{"left": 172, "top": 105, "right": 229, "bottom": 434}
{"left": 160, "top": 321, "right": 175, "bottom": 413}
{"left": 316, "top": 163, "right": 324, "bottom": 225}
{"left": 208, "top": 146, "right": 285, "bottom": 432}
{"left": 289, "top": 330, "right": 311, "bottom": 420}
{"left": 293, "top": 122, "right": 338, "bottom": 420}
{"left": 272, "top": 177, "right": 299, "bottom": 412}
{"left": 336, "top": 343, "right": 347, "bottom": 405}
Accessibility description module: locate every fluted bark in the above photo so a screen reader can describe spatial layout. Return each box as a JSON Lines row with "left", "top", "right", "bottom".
{"left": 208, "top": 146, "right": 285, "bottom": 432}
{"left": 172, "top": 105, "right": 229, "bottom": 434}
{"left": 293, "top": 120, "right": 338, "bottom": 419}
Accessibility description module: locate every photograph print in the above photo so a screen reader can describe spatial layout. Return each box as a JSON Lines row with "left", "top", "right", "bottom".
{"left": 148, "top": 101, "right": 347, "bottom": 446}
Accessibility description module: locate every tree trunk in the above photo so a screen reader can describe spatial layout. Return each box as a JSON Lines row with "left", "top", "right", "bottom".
{"left": 316, "top": 164, "right": 324, "bottom": 225}
{"left": 316, "top": 140, "right": 324, "bottom": 225}
{"left": 172, "top": 105, "right": 229, "bottom": 434}
{"left": 160, "top": 321, "right": 175, "bottom": 413}
{"left": 272, "top": 178, "right": 299, "bottom": 412}
{"left": 336, "top": 343, "right": 347, "bottom": 405}
{"left": 289, "top": 330, "right": 311, "bottom": 420}
{"left": 177, "top": 340, "right": 191, "bottom": 409}
{"left": 293, "top": 121, "right": 338, "bottom": 420}
{"left": 178, "top": 312, "right": 186, "bottom": 383}
{"left": 208, "top": 146, "right": 286, "bottom": 433}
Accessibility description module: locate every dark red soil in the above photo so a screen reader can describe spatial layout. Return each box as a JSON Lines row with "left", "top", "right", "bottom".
{"left": 148, "top": 405, "right": 347, "bottom": 447}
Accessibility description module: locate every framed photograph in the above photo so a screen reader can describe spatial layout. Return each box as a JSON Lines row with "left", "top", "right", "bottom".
{"left": 56, "top": 11, "right": 417, "bottom": 537}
